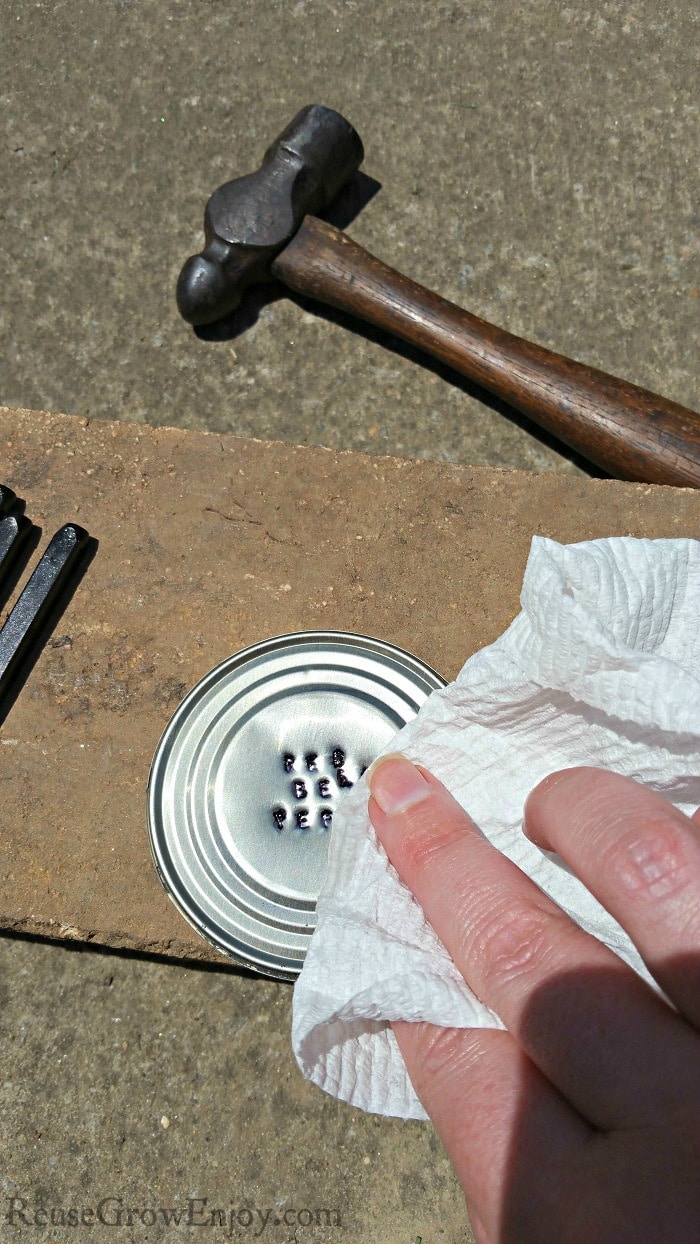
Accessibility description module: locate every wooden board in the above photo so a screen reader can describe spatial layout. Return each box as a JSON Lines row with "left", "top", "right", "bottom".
{"left": 1, "top": 405, "right": 698, "bottom": 963}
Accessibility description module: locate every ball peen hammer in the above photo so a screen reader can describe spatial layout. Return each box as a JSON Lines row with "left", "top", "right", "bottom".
{"left": 177, "top": 105, "right": 700, "bottom": 487}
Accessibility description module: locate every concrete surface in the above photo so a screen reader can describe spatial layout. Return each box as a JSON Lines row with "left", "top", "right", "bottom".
{"left": 1, "top": 2, "right": 698, "bottom": 473}
{"left": 0, "top": 935, "right": 468, "bottom": 1244}
{"left": 0, "top": 2, "right": 698, "bottom": 1242}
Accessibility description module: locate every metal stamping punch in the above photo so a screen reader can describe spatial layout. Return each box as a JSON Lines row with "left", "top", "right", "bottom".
{"left": 0, "top": 486, "right": 33, "bottom": 593}
{"left": 0, "top": 504, "right": 91, "bottom": 707}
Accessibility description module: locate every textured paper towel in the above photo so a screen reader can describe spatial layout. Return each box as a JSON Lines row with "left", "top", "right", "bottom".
{"left": 291, "top": 536, "right": 700, "bottom": 1119}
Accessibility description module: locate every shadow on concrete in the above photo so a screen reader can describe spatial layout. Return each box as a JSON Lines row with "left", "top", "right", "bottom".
{"left": 288, "top": 292, "right": 609, "bottom": 478}
{"left": 190, "top": 168, "right": 607, "bottom": 480}
{"left": 0, "top": 928, "right": 266, "bottom": 982}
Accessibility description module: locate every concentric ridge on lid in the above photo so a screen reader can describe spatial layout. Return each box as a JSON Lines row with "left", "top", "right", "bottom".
{"left": 147, "top": 630, "right": 446, "bottom": 980}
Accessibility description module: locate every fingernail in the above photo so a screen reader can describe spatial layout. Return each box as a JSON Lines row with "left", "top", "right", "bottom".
{"left": 523, "top": 769, "right": 573, "bottom": 826}
{"left": 366, "top": 753, "right": 431, "bottom": 816}
{"left": 523, "top": 769, "right": 575, "bottom": 840}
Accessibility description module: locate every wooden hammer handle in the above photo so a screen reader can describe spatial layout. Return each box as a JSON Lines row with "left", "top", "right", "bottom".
{"left": 272, "top": 216, "right": 700, "bottom": 487}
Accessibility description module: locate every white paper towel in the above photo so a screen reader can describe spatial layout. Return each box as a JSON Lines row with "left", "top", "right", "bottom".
{"left": 292, "top": 536, "right": 700, "bottom": 1119}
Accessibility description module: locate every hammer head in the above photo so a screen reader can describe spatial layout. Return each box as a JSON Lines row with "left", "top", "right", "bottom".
{"left": 176, "top": 104, "right": 364, "bottom": 326}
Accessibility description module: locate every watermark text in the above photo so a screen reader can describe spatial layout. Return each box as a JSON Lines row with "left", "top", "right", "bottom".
{"left": 5, "top": 1196, "right": 341, "bottom": 1237}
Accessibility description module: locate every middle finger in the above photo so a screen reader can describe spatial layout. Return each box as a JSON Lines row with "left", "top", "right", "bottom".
{"left": 367, "top": 754, "right": 699, "bottom": 1130}
{"left": 523, "top": 767, "right": 700, "bottom": 1029}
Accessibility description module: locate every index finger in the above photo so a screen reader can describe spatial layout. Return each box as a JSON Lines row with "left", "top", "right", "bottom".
{"left": 367, "top": 754, "right": 699, "bottom": 1130}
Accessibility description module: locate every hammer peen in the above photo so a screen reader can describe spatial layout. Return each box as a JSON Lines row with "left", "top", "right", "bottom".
{"left": 177, "top": 104, "right": 700, "bottom": 488}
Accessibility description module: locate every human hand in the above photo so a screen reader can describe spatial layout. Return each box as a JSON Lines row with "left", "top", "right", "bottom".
{"left": 366, "top": 757, "right": 700, "bottom": 1243}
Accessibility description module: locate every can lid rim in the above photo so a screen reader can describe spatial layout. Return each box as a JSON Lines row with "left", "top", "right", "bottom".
{"left": 146, "top": 630, "right": 446, "bottom": 979}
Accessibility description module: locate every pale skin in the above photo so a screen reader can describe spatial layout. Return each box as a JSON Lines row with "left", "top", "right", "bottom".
{"left": 366, "top": 757, "right": 700, "bottom": 1244}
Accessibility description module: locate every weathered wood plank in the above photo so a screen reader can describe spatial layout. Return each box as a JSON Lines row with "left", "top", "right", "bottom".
{"left": 1, "top": 406, "right": 698, "bottom": 962}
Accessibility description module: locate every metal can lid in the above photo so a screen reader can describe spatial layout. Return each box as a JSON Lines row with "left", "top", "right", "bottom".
{"left": 147, "top": 630, "right": 445, "bottom": 980}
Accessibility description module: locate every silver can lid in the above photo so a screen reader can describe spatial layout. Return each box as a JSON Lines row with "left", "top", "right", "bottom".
{"left": 147, "top": 630, "right": 445, "bottom": 980}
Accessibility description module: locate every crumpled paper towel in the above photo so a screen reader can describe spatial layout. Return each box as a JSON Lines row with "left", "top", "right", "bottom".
{"left": 291, "top": 536, "right": 700, "bottom": 1119}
